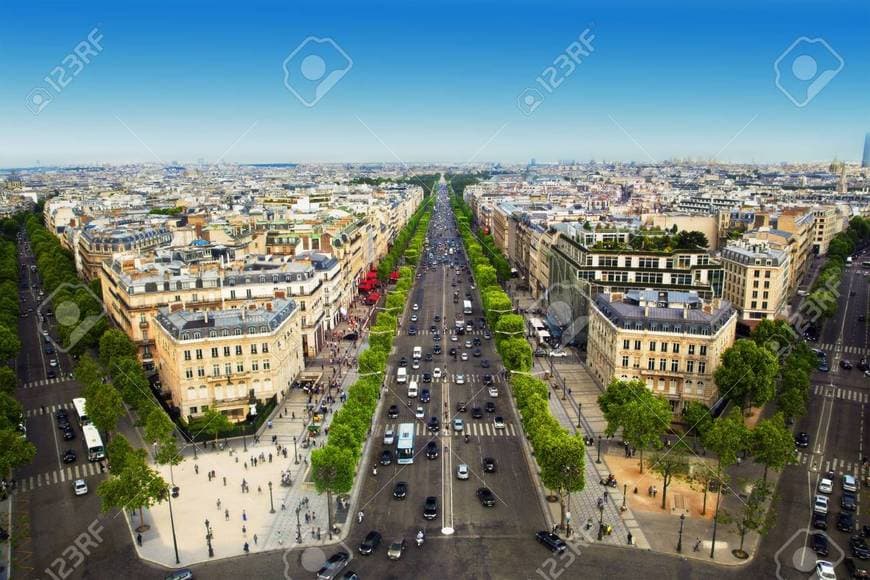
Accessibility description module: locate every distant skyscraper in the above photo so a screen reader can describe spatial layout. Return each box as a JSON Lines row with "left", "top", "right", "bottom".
{"left": 863, "top": 133, "right": 870, "bottom": 168}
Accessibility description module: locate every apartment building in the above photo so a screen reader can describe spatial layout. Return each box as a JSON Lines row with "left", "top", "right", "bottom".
{"left": 721, "top": 239, "right": 790, "bottom": 326}
{"left": 154, "top": 299, "right": 303, "bottom": 422}
{"left": 812, "top": 205, "right": 845, "bottom": 256}
{"left": 773, "top": 207, "right": 815, "bottom": 286}
{"left": 587, "top": 290, "right": 737, "bottom": 412}
{"left": 77, "top": 225, "right": 173, "bottom": 281}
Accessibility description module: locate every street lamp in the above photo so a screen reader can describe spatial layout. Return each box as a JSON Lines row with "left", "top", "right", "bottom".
{"left": 167, "top": 463, "right": 181, "bottom": 564}
{"left": 269, "top": 481, "right": 275, "bottom": 514}
{"left": 597, "top": 503, "right": 605, "bottom": 541}
{"left": 677, "top": 513, "right": 686, "bottom": 552}
{"left": 622, "top": 483, "right": 628, "bottom": 510}
{"left": 596, "top": 436, "right": 602, "bottom": 464}
{"left": 243, "top": 421, "right": 248, "bottom": 452}
{"left": 577, "top": 402, "right": 582, "bottom": 429}
{"left": 295, "top": 504, "right": 302, "bottom": 543}
{"left": 205, "top": 519, "right": 214, "bottom": 557}
{"left": 294, "top": 436, "right": 299, "bottom": 464}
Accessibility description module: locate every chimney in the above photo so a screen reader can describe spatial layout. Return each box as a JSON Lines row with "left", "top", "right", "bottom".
{"left": 266, "top": 302, "right": 273, "bottom": 312}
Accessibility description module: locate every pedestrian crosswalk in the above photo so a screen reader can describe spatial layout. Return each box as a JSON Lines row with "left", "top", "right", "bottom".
{"left": 16, "top": 461, "right": 105, "bottom": 493}
{"left": 23, "top": 402, "right": 72, "bottom": 418}
{"left": 816, "top": 343, "right": 868, "bottom": 357}
{"left": 812, "top": 384, "right": 870, "bottom": 403}
{"left": 398, "top": 373, "right": 503, "bottom": 385}
{"left": 21, "top": 377, "right": 67, "bottom": 389}
{"left": 795, "top": 451, "right": 865, "bottom": 478}
{"left": 411, "top": 329, "right": 490, "bottom": 337}
{"left": 378, "top": 420, "right": 518, "bottom": 438}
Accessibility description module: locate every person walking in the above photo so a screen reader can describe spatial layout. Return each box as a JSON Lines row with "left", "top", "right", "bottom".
{"left": 253, "top": 534, "right": 258, "bottom": 545}
{"left": 225, "top": 509, "right": 230, "bottom": 521}
{"left": 216, "top": 498, "right": 221, "bottom": 510}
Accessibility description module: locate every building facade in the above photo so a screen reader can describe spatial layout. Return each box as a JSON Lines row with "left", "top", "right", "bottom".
{"left": 721, "top": 240, "right": 790, "bottom": 326}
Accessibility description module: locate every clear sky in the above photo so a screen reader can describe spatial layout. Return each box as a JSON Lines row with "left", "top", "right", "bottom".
{"left": 1, "top": 0, "right": 868, "bottom": 167}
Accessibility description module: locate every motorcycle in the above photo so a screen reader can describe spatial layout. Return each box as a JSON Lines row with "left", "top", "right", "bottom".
{"left": 416, "top": 531, "right": 424, "bottom": 547}
{"left": 600, "top": 475, "right": 617, "bottom": 488}
{"left": 464, "top": 434, "right": 470, "bottom": 444}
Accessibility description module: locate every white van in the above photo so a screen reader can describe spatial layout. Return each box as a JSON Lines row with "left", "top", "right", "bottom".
{"left": 413, "top": 346, "right": 422, "bottom": 360}
{"left": 407, "top": 380, "right": 418, "bottom": 398}
{"left": 397, "top": 367, "right": 407, "bottom": 383}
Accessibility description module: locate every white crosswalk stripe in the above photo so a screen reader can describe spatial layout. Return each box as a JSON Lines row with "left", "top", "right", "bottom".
{"left": 380, "top": 420, "right": 517, "bottom": 438}
{"left": 812, "top": 384, "right": 869, "bottom": 404}
{"left": 24, "top": 402, "right": 73, "bottom": 418}
{"left": 16, "top": 461, "right": 102, "bottom": 493}
{"left": 21, "top": 377, "right": 66, "bottom": 389}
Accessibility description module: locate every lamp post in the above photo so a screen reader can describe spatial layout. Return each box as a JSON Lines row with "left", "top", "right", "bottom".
{"left": 597, "top": 503, "right": 605, "bottom": 541}
{"left": 710, "top": 478, "right": 722, "bottom": 559}
{"left": 269, "top": 481, "right": 275, "bottom": 514}
{"left": 167, "top": 462, "right": 181, "bottom": 564}
{"left": 677, "top": 513, "right": 686, "bottom": 552}
{"left": 243, "top": 422, "right": 248, "bottom": 452}
{"left": 295, "top": 504, "right": 302, "bottom": 543}
{"left": 622, "top": 483, "right": 628, "bottom": 510}
{"left": 596, "top": 436, "right": 602, "bottom": 464}
{"left": 205, "top": 519, "right": 214, "bottom": 557}
{"left": 294, "top": 436, "right": 299, "bottom": 464}
{"left": 577, "top": 402, "right": 582, "bottom": 429}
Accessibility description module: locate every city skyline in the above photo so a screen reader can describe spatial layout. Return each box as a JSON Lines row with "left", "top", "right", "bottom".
{"left": 2, "top": 0, "right": 869, "bottom": 167}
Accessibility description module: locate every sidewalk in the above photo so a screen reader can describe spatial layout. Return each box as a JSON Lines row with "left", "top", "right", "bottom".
{"left": 0, "top": 495, "right": 9, "bottom": 580}
{"left": 132, "top": 301, "right": 376, "bottom": 567}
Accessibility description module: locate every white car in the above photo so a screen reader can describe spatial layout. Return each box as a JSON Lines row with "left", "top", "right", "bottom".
{"left": 456, "top": 464, "right": 469, "bottom": 480}
{"left": 548, "top": 350, "right": 569, "bottom": 358}
{"left": 456, "top": 374, "right": 465, "bottom": 385}
{"left": 813, "top": 495, "right": 828, "bottom": 515}
{"left": 461, "top": 352, "right": 468, "bottom": 361}
{"left": 464, "top": 340, "right": 473, "bottom": 348}
{"left": 453, "top": 418, "right": 464, "bottom": 432}
{"left": 49, "top": 359, "right": 58, "bottom": 367}
{"left": 412, "top": 304, "right": 419, "bottom": 311}
{"left": 488, "top": 386, "right": 499, "bottom": 398}
{"left": 433, "top": 368, "right": 442, "bottom": 379}
{"left": 73, "top": 479, "right": 88, "bottom": 496}
{"left": 412, "top": 360, "right": 421, "bottom": 369}
{"left": 415, "top": 406, "right": 425, "bottom": 419}
{"left": 451, "top": 335, "right": 458, "bottom": 342}
{"left": 815, "top": 560, "right": 836, "bottom": 580}
{"left": 494, "top": 416, "right": 506, "bottom": 429}
{"left": 843, "top": 474, "right": 858, "bottom": 492}
{"left": 410, "top": 314, "right": 418, "bottom": 322}
{"left": 818, "top": 478, "right": 833, "bottom": 494}
{"left": 384, "top": 429, "right": 396, "bottom": 445}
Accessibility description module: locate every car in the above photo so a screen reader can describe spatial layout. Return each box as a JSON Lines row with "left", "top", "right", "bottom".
{"left": 844, "top": 474, "right": 858, "bottom": 492}
{"left": 796, "top": 432, "right": 810, "bottom": 448}
{"left": 451, "top": 334, "right": 459, "bottom": 342}
{"left": 62, "top": 427, "right": 76, "bottom": 441}
{"left": 393, "top": 481, "right": 408, "bottom": 500}
{"left": 43, "top": 345, "right": 54, "bottom": 354}
{"left": 534, "top": 348, "right": 548, "bottom": 357}
{"left": 399, "top": 357, "right": 408, "bottom": 367}
{"left": 819, "top": 478, "right": 834, "bottom": 494}
{"left": 57, "top": 418, "right": 71, "bottom": 431}
{"left": 845, "top": 557, "right": 870, "bottom": 579}
{"left": 838, "top": 511, "right": 855, "bottom": 532}
{"left": 483, "top": 373, "right": 493, "bottom": 385}
{"left": 433, "top": 368, "right": 442, "bottom": 379}
{"left": 860, "top": 358, "right": 869, "bottom": 372}
{"left": 453, "top": 418, "right": 464, "bottom": 432}
{"left": 428, "top": 416, "right": 441, "bottom": 433}
{"left": 471, "top": 406, "right": 483, "bottom": 419}
{"left": 472, "top": 337, "right": 481, "bottom": 346}
{"left": 460, "top": 352, "right": 468, "bottom": 361}
{"left": 316, "top": 551, "right": 350, "bottom": 580}
{"left": 62, "top": 449, "right": 77, "bottom": 464}
{"left": 815, "top": 495, "right": 829, "bottom": 514}
{"left": 815, "top": 560, "right": 837, "bottom": 580}
{"left": 813, "top": 511, "right": 829, "bottom": 530}
{"left": 47, "top": 369, "right": 57, "bottom": 379}
{"left": 488, "top": 386, "right": 499, "bottom": 397}
{"left": 477, "top": 487, "right": 496, "bottom": 507}
{"left": 842, "top": 492, "right": 857, "bottom": 511}
{"left": 410, "top": 314, "right": 418, "bottom": 322}
{"left": 49, "top": 359, "right": 58, "bottom": 367}
{"left": 842, "top": 360, "right": 854, "bottom": 370}
{"left": 412, "top": 359, "right": 421, "bottom": 369}
{"left": 535, "top": 530, "right": 567, "bottom": 553}
{"left": 449, "top": 347, "right": 457, "bottom": 356}
{"left": 415, "top": 406, "right": 425, "bottom": 419}
{"left": 388, "top": 405, "right": 399, "bottom": 419}
{"left": 387, "top": 539, "right": 406, "bottom": 560}
{"left": 408, "top": 327, "right": 417, "bottom": 336}
{"left": 412, "top": 304, "right": 419, "bottom": 311}
{"left": 481, "top": 359, "right": 490, "bottom": 368}
{"left": 473, "top": 349, "right": 481, "bottom": 358}
{"left": 358, "top": 530, "right": 382, "bottom": 555}
{"left": 378, "top": 448, "right": 393, "bottom": 465}
{"left": 457, "top": 464, "right": 469, "bottom": 480}
{"left": 434, "top": 315, "right": 441, "bottom": 322}
{"left": 432, "top": 334, "right": 441, "bottom": 342}
{"left": 464, "top": 340, "right": 472, "bottom": 349}
{"left": 426, "top": 441, "right": 439, "bottom": 459}
{"left": 494, "top": 416, "right": 506, "bottom": 429}
{"left": 483, "top": 457, "right": 496, "bottom": 473}
{"left": 73, "top": 478, "right": 88, "bottom": 496}
{"left": 852, "top": 536, "right": 870, "bottom": 559}
{"left": 424, "top": 352, "right": 433, "bottom": 361}
{"left": 456, "top": 374, "right": 465, "bottom": 384}
{"left": 485, "top": 402, "right": 496, "bottom": 413}
{"left": 423, "top": 496, "right": 438, "bottom": 520}
{"left": 549, "top": 350, "right": 569, "bottom": 358}
{"left": 422, "top": 373, "right": 431, "bottom": 383}
{"left": 433, "top": 345, "right": 442, "bottom": 355}
{"left": 55, "top": 409, "right": 68, "bottom": 420}
{"left": 384, "top": 429, "right": 395, "bottom": 445}
{"left": 811, "top": 532, "right": 830, "bottom": 556}
{"left": 819, "top": 360, "right": 830, "bottom": 372}
{"left": 456, "top": 401, "right": 467, "bottom": 412}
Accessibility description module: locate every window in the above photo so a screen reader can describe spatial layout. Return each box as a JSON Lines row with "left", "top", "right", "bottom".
{"left": 236, "top": 362, "right": 244, "bottom": 373}
{"left": 252, "top": 360, "right": 259, "bottom": 372}
{"left": 752, "top": 291, "right": 758, "bottom": 298}
{"left": 623, "top": 339, "right": 630, "bottom": 349}
{"left": 765, "top": 271, "right": 771, "bottom": 278}
{"left": 754, "top": 270, "right": 760, "bottom": 278}
{"left": 661, "top": 343, "right": 668, "bottom": 353}
{"left": 235, "top": 345, "right": 243, "bottom": 356}
{"left": 762, "top": 301, "right": 768, "bottom": 309}
{"left": 764, "top": 281, "right": 770, "bottom": 289}
{"left": 263, "top": 359, "right": 271, "bottom": 370}
{"left": 622, "top": 356, "right": 629, "bottom": 368}
{"left": 213, "top": 364, "right": 220, "bottom": 376}
{"left": 209, "top": 347, "right": 217, "bottom": 358}
{"left": 230, "top": 290, "right": 237, "bottom": 300}
{"left": 672, "top": 343, "right": 679, "bottom": 354}
{"left": 634, "top": 340, "right": 641, "bottom": 350}
{"left": 197, "top": 367, "right": 205, "bottom": 377}
{"left": 699, "top": 345, "right": 707, "bottom": 356}
{"left": 223, "top": 346, "right": 231, "bottom": 357}
{"left": 649, "top": 341, "right": 656, "bottom": 352}
{"left": 763, "top": 291, "right": 769, "bottom": 299}
{"left": 659, "top": 358, "right": 667, "bottom": 371}
{"left": 751, "top": 301, "right": 757, "bottom": 309}
{"left": 195, "top": 349, "right": 203, "bottom": 360}
{"left": 224, "top": 363, "right": 232, "bottom": 376}
{"left": 647, "top": 358, "right": 655, "bottom": 370}
{"left": 251, "top": 344, "right": 258, "bottom": 354}
{"left": 185, "top": 368, "right": 193, "bottom": 379}
{"left": 688, "top": 344, "right": 695, "bottom": 355}
{"left": 262, "top": 343, "right": 269, "bottom": 353}
{"left": 753, "top": 280, "right": 759, "bottom": 288}
{"left": 686, "top": 360, "right": 694, "bottom": 373}
{"left": 184, "top": 350, "right": 191, "bottom": 361}
{"left": 671, "top": 360, "right": 679, "bottom": 372}
{"left": 698, "top": 362, "right": 706, "bottom": 374}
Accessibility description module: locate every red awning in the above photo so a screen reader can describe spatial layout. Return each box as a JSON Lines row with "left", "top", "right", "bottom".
{"left": 365, "top": 291, "right": 380, "bottom": 303}
{"left": 366, "top": 271, "right": 378, "bottom": 280}
{"left": 389, "top": 271, "right": 399, "bottom": 281}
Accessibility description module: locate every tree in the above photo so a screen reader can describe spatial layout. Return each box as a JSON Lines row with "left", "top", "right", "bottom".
{"left": 714, "top": 340, "right": 779, "bottom": 416}
{"left": 751, "top": 413, "right": 796, "bottom": 483}
{"left": 0, "top": 392, "right": 24, "bottom": 431}
{"left": 106, "top": 435, "right": 142, "bottom": 473}
{"left": 483, "top": 289, "right": 513, "bottom": 328}
{"left": 74, "top": 354, "right": 103, "bottom": 389}
{"left": 99, "top": 329, "right": 138, "bottom": 368}
{"left": 0, "top": 429, "right": 36, "bottom": 481}
{"left": 97, "top": 453, "right": 168, "bottom": 526}
{"left": 538, "top": 433, "right": 586, "bottom": 529}
{"left": 718, "top": 479, "right": 776, "bottom": 556}
{"left": 498, "top": 338, "right": 532, "bottom": 372}
{"left": 87, "top": 381, "right": 125, "bottom": 440}
{"left": 599, "top": 379, "right": 671, "bottom": 473}
{"left": 648, "top": 448, "right": 690, "bottom": 510}
{"left": 0, "top": 367, "right": 17, "bottom": 395}
{"left": 494, "top": 314, "right": 525, "bottom": 342}
{"left": 703, "top": 408, "right": 749, "bottom": 469}
{"left": 674, "top": 230, "right": 709, "bottom": 249}
{"left": 326, "top": 422, "right": 364, "bottom": 458}
{"left": 0, "top": 326, "right": 21, "bottom": 362}
{"left": 750, "top": 319, "right": 799, "bottom": 358}
{"left": 311, "top": 445, "right": 355, "bottom": 535}
{"left": 357, "top": 348, "right": 387, "bottom": 378}
{"left": 110, "top": 357, "right": 150, "bottom": 411}
{"left": 777, "top": 384, "right": 808, "bottom": 423}
{"left": 144, "top": 405, "right": 180, "bottom": 465}
{"left": 200, "top": 408, "right": 232, "bottom": 443}
{"left": 475, "top": 264, "right": 498, "bottom": 290}
{"left": 683, "top": 401, "right": 713, "bottom": 442}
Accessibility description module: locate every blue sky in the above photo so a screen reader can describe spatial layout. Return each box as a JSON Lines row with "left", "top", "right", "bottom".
{"left": 1, "top": 0, "right": 868, "bottom": 166}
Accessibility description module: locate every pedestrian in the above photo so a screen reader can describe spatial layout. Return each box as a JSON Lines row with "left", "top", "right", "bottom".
{"left": 242, "top": 509, "right": 247, "bottom": 522}
{"left": 269, "top": 453, "right": 273, "bottom": 463}
{"left": 281, "top": 501, "right": 286, "bottom": 511}
{"left": 258, "top": 486, "right": 262, "bottom": 494}
{"left": 312, "top": 511, "right": 316, "bottom": 521}
{"left": 244, "top": 461, "right": 248, "bottom": 470}
{"left": 223, "top": 476, "right": 227, "bottom": 486}
{"left": 244, "top": 542, "right": 249, "bottom": 554}
{"left": 305, "top": 513, "right": 310, "bottom": 523}
{"left": 136, "top": 533, "right": 142, "bottom": 547}
{"left": 225, "top": 509, "right": 230, "bottom": 521}
{"left": 627, "top": 532, "right": 633, "bottom": 545}
{"left": 242, "top": 525, "right": 247, "bottom": 535}
{"left": 217, "top": 498, "right": 221, "bottom": 510}
{"left": 195, "top": 464, "right": 199, "bottom": 475}
{"left": 253, "top": 534, "right": 258, "bottom": 545}
{"left": 41, "top": 405, "right": 46, "bottom": 414}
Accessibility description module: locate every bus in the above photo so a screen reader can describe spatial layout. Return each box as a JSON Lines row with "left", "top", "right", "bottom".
{"left": 396, "top": 422, "right": 415, "bottom": 465}
{"left": 72, "top": 397, "right": 90, "bottom": 426}
{"left": 862, "top": 261, "right": 870, "bottom": 269}
{"left": 82, "top": 424, "right": 105, "bottom": 461}
{"left": 463, "top": 300, "right": 472, "bottom": 315}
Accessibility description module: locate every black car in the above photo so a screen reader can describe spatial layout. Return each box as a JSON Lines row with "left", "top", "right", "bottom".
{"left": 433, "top": 345, "right": 442, "bottom": 355}
{"left": 62, "top": 427, "right": 76, "bottom": 441}
{"left": 434, "top": 315, "right": 441, "bottom": 323}
{"left": 62, "top": 449, "right": 77, "bottom": 464}
{"left": 55, "top": 409, "right": 68, "bottom": 420}
{"left": 358, "top": 531, "right": 382, "bottom": 555}
{"left": 481, "top": 359, "right": 490, "bottom": 368}
{"left": 472, "top": 337, "right": 481, "bottom": 346}
{"left": 420, "top": 389, "right": 431, "bottom": 403}
{"left": 44, "top": 345, "right": 54, "bottom": 354}
{"left": 57, "top": 418, "right": 71, "bottom": 431}
{"left": 422, "top": 373, "right": 432, "bottom": 383}
{"left": 795, "top": 432, "right": 809, "bottom": 448}
{"left": 423, "top": 496, "right": 438, "bottom": 520}
{"left": 426, "top": 441, "right": 439, "bottom": 459}
{"left": 535, "top": 531, "right": 567, "bottom": 553}
{"left": 408, "top": 326, "right": 417, "bottom": 336}
{"left": 483, "top": 374, "right": 493, "bottom": 385}
{"left": 424, "top": 352, "right": 433, "bottom": 361}
{"left": 456, "top": 401, "right": 467, "bottom": 412}
{"left": 483, "top": 457, "right": 496, "bottom": 473}
{"left": 845, "top": 557, "right": 870, "bottom": 579}
{"left": 393, "top": 481, "right": 408, "bottom": 500}
{"left": 841, "top": 360, "right": 854, "bottom": 370}
{"left": 316, "top": 552, "right": 350, "bottom": 578}
{"left": 430, "top": 325, "right": 437, "bottom": 333}
{"left": 380, "top": 450, "right": 393, "bottom": 466}
{"left": 852, "top": 536, "right": 870, "bottom": 560}
{"left": 471, "top": 407, "right": 483, "bottom": 419}
{"left": 813, "top": 512, "right": 828, "bottom": 530}
{"left": 485, "top": 402, "right": 496, "bottom": 413}
{"left": 47, "top": 369, "right": 57, "bottom": 379}
{"left": 477, "top": 487, "right": 496, "bottom": 507}
{"left": 427, "top": 417, "right": 440, "bottom": 433}
{"left": 398, "top": 357, "right": 408, "bottom": 367}
{"left": 838, "top": 511, "right": 855, "bottom": 532}
{"left": 388, "top": 405, "right": 399, "bottom": 419}
{"left": 810, "top": 532, "right": 829, "bottom": 556}
{"left": 472, "top": 349, "right": 481, "bottom": 358}
{"left": 449, "top": 348, "right": 457, "bottom": 356}
{"left": 843, "top": 492, "right": 858, "bottom": 511}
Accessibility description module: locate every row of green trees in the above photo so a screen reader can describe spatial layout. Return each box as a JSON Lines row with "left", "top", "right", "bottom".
{"left": 310, "top": 198, "right": 433, "bottom": 525}
{"left": 25, "top": 216, "right": 107, "bottom": 354}
{"left": 0, "top": 240, "right": 22, "bottom": 363}
{"left": 376, "top": 197, "right": 433, "bottom": 282}
{"left": 450, "top": 187, "right": 511, "bottom": 281}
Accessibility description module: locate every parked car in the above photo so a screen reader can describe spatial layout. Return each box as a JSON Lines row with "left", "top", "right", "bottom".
{"left": 815, "top": 560, "right": 836, "bottom": 580}
{"left": 815, "top": 495, "right": 829, "bottom": 514}
{"left": 838, "top": 511, "right": 855, "bottom": 532}
{"left": 535, "top": 531, "right": 567, "bottom": 553}
{"left": 853, "top": 536, "right": 870, "bottom": 560}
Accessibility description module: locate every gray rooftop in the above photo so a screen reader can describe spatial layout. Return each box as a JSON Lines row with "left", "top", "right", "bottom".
{"left": 155, "top": 299, "right": 297, "bottom": 340}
